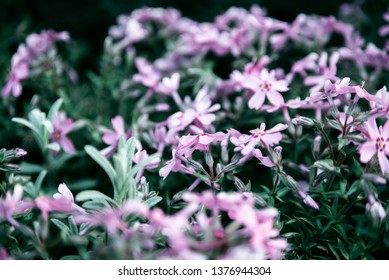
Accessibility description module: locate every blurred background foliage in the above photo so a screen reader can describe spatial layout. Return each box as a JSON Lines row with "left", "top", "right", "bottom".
{"left": 1, "top": 0, "right": 388, "bottom": 73}
{"left": 1, "top": 0, "right": 388, "bottom": 149}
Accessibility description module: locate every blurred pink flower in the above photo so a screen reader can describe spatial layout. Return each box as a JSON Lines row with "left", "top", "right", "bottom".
{"left": 0, "top": 185, "right": 26, "bottom": 225}
{"left": 2, "top": 30, "right": 70, "bottom": 98}
{"left": 133, "top": 57, "right": 161, "bottom": 89}
{"left": 159, "top": 149, "right": 183, "bottom": 179}
{"left": 359, "top": 117, "right": 389, "bottom": 174}
{"left": 53, "top": 183, "right": 85, "bottom": 213}
{"left": 35, "top": 196, "right": 76, "bottom": 220}
{"left": 101, "top": 115, "right": 132, "bottom": 158}
{"left": 2, "top": 62, "right": 29, "bottom": 97}
{"left": 366, "top": 194, "right": 387, "bottom": 222}
{"left": 51, "top": 112, "right": 75, "bottom": 154}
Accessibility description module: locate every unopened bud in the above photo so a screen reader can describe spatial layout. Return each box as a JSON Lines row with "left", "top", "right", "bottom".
{"left": 292, "top": 115, "right": 315, "bottom": 127}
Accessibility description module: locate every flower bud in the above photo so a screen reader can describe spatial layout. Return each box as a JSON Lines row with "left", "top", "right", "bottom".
{"left": 292, "top": 115, "right": 315, "bottom": 127}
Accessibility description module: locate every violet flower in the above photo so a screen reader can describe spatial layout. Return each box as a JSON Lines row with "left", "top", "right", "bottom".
{"left": 241, "top": 123, "right": 288, "bottom": 155}
{"left": 132, "top": 57, "right": 161, "bottom": 90}
{"left": 304, "top": 52, "right": 339, "bottom": 93}
{"left": 0, "top": 185, "right": 26, "bottom": 225}
{"left": 2, "top": 30, "right": 70, "bottom": 98}
{"left": 50, "top": 112, "right": 75, "bottom": 154}
{"left": 232, "top": 68, "right": 288, "bottom": 110}
{"left": 159, "top": 149, "right": 183, "bottom": 179}
{"left": 101, "top": 115, "right": 132, "bottom": 158}
{"left": 35, "top": 196, "right": 77, "bottom": 220}
{"left": 177, "top": 132, "right": 226, "bottom": 158}
{"left": 2, "top": 62, "right": 29, "bottom": 98}
{"left": 53, "top": 183, "right": 85, "bottom": 213}
{"left": 359, "top": 117, "right": 389, "bottom": 174}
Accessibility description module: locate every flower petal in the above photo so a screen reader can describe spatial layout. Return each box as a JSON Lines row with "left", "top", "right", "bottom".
{"left": 359, "top": 141, "right": 377, "bottom": 163}
{"left": 248, "top": 92, "right": 265, "bottom": 110}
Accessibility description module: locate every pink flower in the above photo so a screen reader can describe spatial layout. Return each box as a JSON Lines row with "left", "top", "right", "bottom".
{"left": 50, "top": 112, "right": 75, "bottom": 154}
{"left": 149, "top": 125, "right": 179, "bottom": 154}
{"left": 159, "top": 149, "right": 183, "bottom": 179}
{"left": 75, "top": 200, "right": 149, "bottom": 236}
{"left": 53, "top": 183, "right": 85, "bottom": 213}
{"left": 35, "top": 196, "right": 76, "bottom": 220}
{"left": 109, "top": 18, "right": 148, "bottom": 49}
{"left": 133, "top": 58, "right": 161, "bottom": 89}
{"left": 2, "top": 30, "right": 70, "bottom": 98}
{"left": 166, "top": 87, "right": 221, "bottom": 132}
{"left": 0, "top": 248, "right": 9, "bottom": 260}
{"left": 368, "top": 86, "right": 389, "bottom": 117}
{"left": 304, "top": 52, "right": 339, "bottom": 93}
{"left": 101, "top": 115, "right": 132, "bottom": 158}
{"left": 156, "top": 73, "right": 180, "bottom": 95}
{"left": 2, "top": 62, "right": 29, "bottom": 97}
{"left": 359, "top": 117, "right": 389, "bottom": 174}
{"left": 379, "top": 9, "right": 389, "bottom": 38}
{"left": 241, "top": 123, "right": 287, "bottom": 155}
{"left": 177, "top": 132, "right": 226, "bottom": 158}
{"left": 232, "top": 68, "right": 288, "bottom": 110}
{"left": 133, "top": 150, "right": 161, "bottom": 169}
{"left": 0, "top": 185, "right": 26, "bottom": 224}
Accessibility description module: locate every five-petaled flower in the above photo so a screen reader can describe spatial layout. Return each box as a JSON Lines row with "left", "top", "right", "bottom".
{"left": 241, "top": 123, "right": 288, "bottom": 155}
{"left": 232, "top": 68, "right": 288, "bottom": 110}
{"left": 50, "top": 112, "right": 75, "bottom": 154}
{"left": 101, "top": 115, "right": 132, "bottom": 158}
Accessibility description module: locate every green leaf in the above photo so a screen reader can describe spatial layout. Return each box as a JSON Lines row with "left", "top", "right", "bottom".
{"left": 126, "top": 137, "right": 136, "bottom": 170}
{"left": 85, "top": 145, "right": 116, "bottom": 187}
{"left": 68, "top": 216, "right": 78, "bottom": 235}
{"left": 75, "top": 190, "right": 117, "bottom": 206}
{"left": 51, "top": 218, "right": 70, "bottom": 235}
{"left": 12, "top": 117, "right": 40, "bottom": 136}
{"left": 35, "top": 170, "right": 47, "bottom": 191}
{"left": 144, "top": 196, "right": 162, "bottom": 208}
{"left": 82, "top": 200, "right": 109, "bottom": 210}
{"left": 18, "top": 162, "right": 44, "bottom": 174}
{"left": 60, "top": 255, "right": 82, "bottom": 260}
{"left": 46, "top": 142, "right": 61, "bottom": 152}
{"left": 48, "top": 99, "right": 63, "bottom": 121}
{"left": 338, "top": 137, "right": 348, "bottom": 150}
{"left": 68, "top": 179, "right": 97, "bottom": 191}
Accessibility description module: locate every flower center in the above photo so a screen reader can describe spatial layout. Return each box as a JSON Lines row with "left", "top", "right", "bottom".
{"left": 256, "top": 128, "right": 265, "bottom": 136}
{"left": 376, "top": 137, "right": 386, "bottom": 152}
{"left": 52, "top": 130, "right": 62, "bottom": 141}
{"left": 260, "top": 82, "right": 271, "bottom": 92}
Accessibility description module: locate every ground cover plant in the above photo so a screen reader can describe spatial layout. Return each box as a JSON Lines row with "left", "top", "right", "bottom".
{"left": 1, "top": 2, "right": 389, "bottom": 260}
